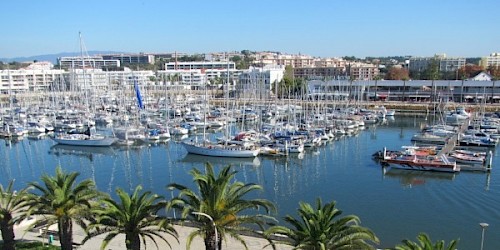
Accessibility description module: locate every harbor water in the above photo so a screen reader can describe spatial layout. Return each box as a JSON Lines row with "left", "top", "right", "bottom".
{"left": 1, "top": 116, "right": 499, "bottom": 249}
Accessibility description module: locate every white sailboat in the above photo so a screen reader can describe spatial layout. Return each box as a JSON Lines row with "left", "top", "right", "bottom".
{"left": 114, "top": 80, "right": 148, "bottom": 145}
{"left": 182, "top": 140, "right": 260, "bottom": 158}
{"left": 52, "top": 126, "right": 117, "bottom": 146}
{"left": 52, "top": 32, "right": 117, "bottom": 147}
{"left": 182, "top": 61, "right": 259, "bottom": 158}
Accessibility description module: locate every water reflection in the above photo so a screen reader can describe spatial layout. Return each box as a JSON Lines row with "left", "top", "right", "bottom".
{"left": 382, "top": 167, "right": 456, "bottom": 187}
{"left": 49, "top": 144, "right": 116, "bottom": 158}
{"left": 180, "top": 154, "right": 261, "bottom": 167}
{"left": 171, "top": 134, "right": 188, "bottom": 142}
{"left": 0, "top": 116, "right": 498, "bottom": 250}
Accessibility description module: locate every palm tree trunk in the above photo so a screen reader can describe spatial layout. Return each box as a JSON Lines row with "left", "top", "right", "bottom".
{"left": 204, "top": 230, "right": 219, "bottom": 250}
{"left": 0, "top": 213, "right": 15, "bottom": 250}
{"left": 59, "top": 218, "right": 73, "bottom": 250}
{"left": 126, "top": 233, "right": 141, "bottom": 250}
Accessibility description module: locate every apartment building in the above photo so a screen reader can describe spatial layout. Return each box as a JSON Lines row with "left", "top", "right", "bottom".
{"left": 293, "top": 67, "right": 347, "bottom": 79}
{"left": 294, "top": 61, "right": 377, "bottom": 80}
{"left": 348, "top": 63, "right": 380, "bottom": 80}
{"left": 313, "top": 58, "right": 348, "bottom": 68}
{"left": 237, "top": 65, "right": 285, "bottom": 98}
{"left": 480, "top": 52, "right": 500, "bottom": 68}
{"left": 165, "top": 61, "right": 236, "bottom": 70}
{"left": 0, "top": 67, "right": 65, "bottom": 93}
{"left": 254, "top": 52, "right": 315, "bottom": 68}
{"left": 102, "top": 54, "right": 155, "bottom": 64}
{"left": 58, "top": 56, "right": 121, "bottom": 69}
{"left": 409, "top": 54, "right": 465, "bottom": 72}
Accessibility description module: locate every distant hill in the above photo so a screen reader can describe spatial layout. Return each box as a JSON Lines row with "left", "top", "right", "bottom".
{"left": 0, "top": 51, "right": 124, "bottom": 64}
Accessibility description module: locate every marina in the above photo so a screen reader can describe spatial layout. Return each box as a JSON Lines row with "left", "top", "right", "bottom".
{"left": 2, "top": 1, "right": 500, "bottom": 249}
{"left": 0, "top": 115, "right": 499, "bottom": 249}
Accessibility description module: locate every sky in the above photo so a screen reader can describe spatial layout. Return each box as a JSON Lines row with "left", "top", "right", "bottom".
{"left": 2, "top": 0, "right": 499, "bottom": 58}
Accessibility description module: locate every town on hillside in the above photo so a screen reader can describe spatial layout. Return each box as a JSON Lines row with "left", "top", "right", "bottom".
{"left": 1, "top": 51, "right": 500, "bottom": 104}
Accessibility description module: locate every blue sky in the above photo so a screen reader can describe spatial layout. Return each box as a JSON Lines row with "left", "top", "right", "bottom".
{"left": 2, "top": 0, "right": 499, "bottom": 58}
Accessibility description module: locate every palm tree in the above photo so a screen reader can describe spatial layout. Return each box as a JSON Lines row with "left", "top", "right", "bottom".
{"left": 394, "top": 233, "right": 458, "bottom": 250}
{"left": 0, "top": 180, "right": 30, "bottom": 250}
{"left": 83, "top": 185, "right": 178, "bottom": 250}
{"left": 265, "top": 198, "right": 379, "bottom": 250}
{"left": 167, "top": 163, "right": 276, "bottom": 250}
{"left": 27, "top": 166, "right": 101, "bottom": 250}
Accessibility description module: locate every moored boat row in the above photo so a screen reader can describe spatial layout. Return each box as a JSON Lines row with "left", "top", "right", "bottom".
{"left": 376, "top": 107, "right": 495, "bottom": 173}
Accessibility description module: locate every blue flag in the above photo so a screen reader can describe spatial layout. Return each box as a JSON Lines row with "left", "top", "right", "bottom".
{"left": 134, "top": 81, "right": 144, "bottom": 109}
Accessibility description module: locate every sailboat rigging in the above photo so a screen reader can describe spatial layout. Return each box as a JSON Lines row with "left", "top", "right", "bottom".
{"left": 181, "top": 59, "right": 259, "bottom": 158}
{"left": 52, "top": 32, "right": 117, "bottom": 147}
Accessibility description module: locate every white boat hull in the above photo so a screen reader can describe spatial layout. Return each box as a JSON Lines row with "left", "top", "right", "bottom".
{"left": 382, "top": 160, "right": 459, "bottom": 173}
{"left": 53, "top": 135, "right": 117, "bottom": 147}
{"left": 182, "top": 142, "right": 259, "bottom": 158}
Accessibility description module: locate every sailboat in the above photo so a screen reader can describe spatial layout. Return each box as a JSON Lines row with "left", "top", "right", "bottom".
{"left": 114, "top": 80, "right": 147, "bottom": 145}
{"left": 53, "top": 126, "right": 117, "bottom": 146}
{"left": 182, "top": 63, "right": 259, "bottom": 158}
{"left": 52, "top": 32, "right": 117, "bottom": 147}
{"left": 181, "top": 141, "right": 260, "bottom": 158}
{"left": 181, "top": 104, "right": 260, "bottom": 157}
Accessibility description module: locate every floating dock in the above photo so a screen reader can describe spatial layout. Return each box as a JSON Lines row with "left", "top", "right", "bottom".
{"left": 436, "top": 117, "right": 493, "bottom": 172}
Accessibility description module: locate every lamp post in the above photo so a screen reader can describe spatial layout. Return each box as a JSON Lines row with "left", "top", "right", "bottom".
{"left": 193, "top": 212, "right": 218, "bottom": 250}
{"left": 480, "top": 222, "right": 489, "bottom": 250}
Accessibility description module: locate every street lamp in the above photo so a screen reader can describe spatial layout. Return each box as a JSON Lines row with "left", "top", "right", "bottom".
{"left": 480, "top": 222, "right": 489, "bottom": 250}
{"left": 192, "top": 212, "right": 218, "bottom": 250}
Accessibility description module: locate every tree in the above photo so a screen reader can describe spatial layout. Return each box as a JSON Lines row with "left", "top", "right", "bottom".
{"left": 178, "top": 54, "right": 205, "bottom": 62}
{"left": 385, "top": 67, "right": 410, "bottom": 80}
{"left": 233, "top": 50, "right": 256, "bottom": 69}
{"left": 0, "top": 180, "right": 30, "bottom": 250}
{"left": 393, "top": 232, "right": 458, "bottom": 250}
{"left": 342, "top": 56, "right": 359, "bottom": 62}
{"left": 27, "top": 166, "right": 101, "bottom": 250}
{"left": 167, "top": 163, "right": 276, "bottom": 250}
{"left": 488, "top": 66, "right": 500, "bottom": 80}
{"left": 265, "top": 198, "right": 379, "bottom": 250}
{"left": 275, "top": 66, "right": 307, "bottom": 98}
{"left": 84, "top": 185, "right": 178, "bottom": 250}
{"left": 230, "top": 55, "right": 243, "bottom": 66}
{"left": 457, "top": 64, "right": 484, "bottom": 79}
{"left": 423, "top": 59, "right": 440, "bottom": 80}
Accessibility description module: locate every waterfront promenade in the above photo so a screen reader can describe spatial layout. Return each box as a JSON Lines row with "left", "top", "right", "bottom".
{"left": 12, "top": 218, "right": 292, "bottom": 250}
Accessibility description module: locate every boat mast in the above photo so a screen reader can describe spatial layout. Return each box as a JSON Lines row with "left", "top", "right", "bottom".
{"left": 79, "top": 32, "right": 89, "bottom": 110}
{"left": 203, "top": 72, "right": 207, "bottom": 146}
{"left": 225, "top": 54, "right": 230, "bottom": 146}
{"left": 7, "top": 64, "right": 12, "bottom": 112}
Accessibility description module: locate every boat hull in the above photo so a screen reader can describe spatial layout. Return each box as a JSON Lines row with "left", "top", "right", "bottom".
{"left": 182, "top": 142, "right": 259, "bottom": 158}
{"left": 52, "top": 135, "right": 117, "bottom": 147}
{"left": 382, "top": 159, "right": 459, "bottom": 173}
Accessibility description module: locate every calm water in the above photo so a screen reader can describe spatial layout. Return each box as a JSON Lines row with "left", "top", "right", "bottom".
{"left": 1, "top": 116, "right": 499, "bottom": 249}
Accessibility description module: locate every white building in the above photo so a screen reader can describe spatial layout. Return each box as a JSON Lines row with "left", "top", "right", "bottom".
{"left": 237, "top": 65, "right": 285, "bottom": 99}
{"left": 58, "top": 56, "right": 121, "bottom": 69}
{"left": 480, "top": 53, "right": 500, "bottom": 68}
{"left": 409, "top": 54, "right": 465, "bottom": 73}
{"left": 0, "top": 68, "right": 65, "bottom": 93}
{"left": 158, "top": 69, "right": 207, "bottom": 90}
{"left": 165, "top": 61, "right": 236, "bottom": 70}
{"left": 102, "top": 54, "right": 155, "bottom": 64}
{"left": 469, "top": 72, "right": 492, "bottom": 81}
{"left": 63, "top": 68, "right": 156, "bottom": 91}
{"left": 162, "top": 61, "right": 241, "bottom": 89}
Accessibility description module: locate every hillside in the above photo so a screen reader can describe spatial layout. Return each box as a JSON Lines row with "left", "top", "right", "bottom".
{"left": 0, "top": 51, "right": 124, "bottom": 64}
